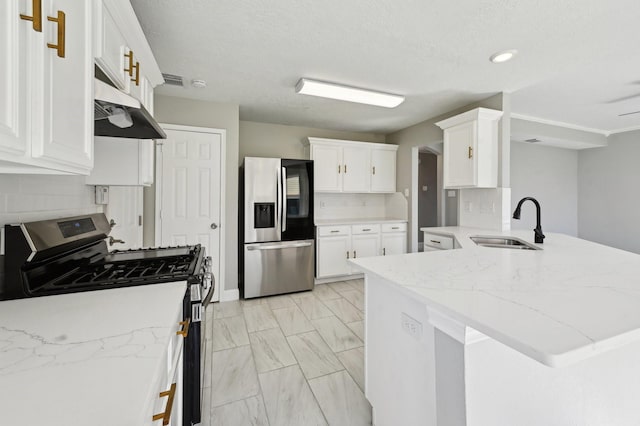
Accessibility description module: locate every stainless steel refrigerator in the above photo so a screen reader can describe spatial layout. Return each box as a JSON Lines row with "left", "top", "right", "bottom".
{"left": 240, "top": 157, "right": 314, "bottom": 298}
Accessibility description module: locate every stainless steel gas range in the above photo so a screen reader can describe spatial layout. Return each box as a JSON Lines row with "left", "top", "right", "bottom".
{"left": 0, "top": 213, "right": 213, "bottom": 426}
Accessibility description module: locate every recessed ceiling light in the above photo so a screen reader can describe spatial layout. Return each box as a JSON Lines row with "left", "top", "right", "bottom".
{"left": 489, "top": 49, "right": 518, "bottom": 64}
{"left": 295, "top": 78, "right": 404, "bottom": 108}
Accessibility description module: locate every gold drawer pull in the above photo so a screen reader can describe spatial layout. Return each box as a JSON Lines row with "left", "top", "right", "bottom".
{"left": 362, "top": 228, "right": 371, "bottom": 231}
{"left": 124, "top": 51, "right": 134, "bottom": 76}
{"left": 430, "top": 239, "right": 441, "bottom": 244}
{"left": 176, "top": 319, "right": 190, "bottom": 337}
{"left": 330, "top": 230, "right": 340, "bottom": 233}
{"left": 468, "top": 146, "right": 473, "bottom": 159}
{"left": 20, "top": 0, "right": 42, "bottom": 32}
{"left": 131, "top": 61, "right": 140, "bottom": 86}
{"left": 47, "top": 10, "right": 65, "bottom": 58}
{"left": 392, "top": 227, "right": 399, "bottom": 229}
{"left": 152, "top": 383, "right": 177, "bottom": 425}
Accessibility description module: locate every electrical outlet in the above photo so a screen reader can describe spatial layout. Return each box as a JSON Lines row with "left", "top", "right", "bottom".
{"left": 401, "top": 313, "right": 422, "bottom": 339}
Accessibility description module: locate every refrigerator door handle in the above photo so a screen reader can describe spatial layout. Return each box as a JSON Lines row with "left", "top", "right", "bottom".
{"left": 276, "top": 165, "right": 282, "bottom": 238}
{"left": 247, "top": 242, "right": 312, "bottom": 251}
{"left": 281, "top": 167, "right": 287, "bottom": 233}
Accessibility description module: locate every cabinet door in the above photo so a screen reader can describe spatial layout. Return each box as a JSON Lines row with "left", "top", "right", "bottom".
{"left": 381, "top": 233, "right": 407, "bottom": 256}
{"left": 443, "top": 121, "right": 477, "bottom": 188}
{"left": 317, "top": 236, "right": 351, "bottom": 277}
{"left": 34, "top": 0, "right": 93, "bottom": 172}
{"left": 351, "top": 233, "right": 380, "bottom": 260}
{"left": 311, "top": 144, "right": 342, "bottom": 192}
{"left": 342, "top": 145, "right": 370, "bottom": 192}
{"left": 138, "top": 139, "right": 155, "bottom": 186}
{"left": 370, "top": 148, "right": 396, "bottom": 192}
{"left": 94, "top": 0, "right": 128, "bottom": 90}
{"left": 0, "top": 0, "right": 29, "bottom": 157}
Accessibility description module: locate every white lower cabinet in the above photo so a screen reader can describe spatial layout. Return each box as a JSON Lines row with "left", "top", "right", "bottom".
{"left": 145, "top": 303, "right": 185, "bottom": 426}
{"left": 317, "top": 235, "right": 352, "bottom": 277}
{"left": 316, "top": 222, "right": 406, "bottom": 279}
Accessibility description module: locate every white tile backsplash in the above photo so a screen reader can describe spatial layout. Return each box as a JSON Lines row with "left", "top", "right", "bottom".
{"left": 458, "top": 187, "right": 511, "bottom": 231}
{"left": 315, "top": 192, "right": 408, "bottom": 221}
{"left": 0, "top": 174, "right": 102, "bottom": 226}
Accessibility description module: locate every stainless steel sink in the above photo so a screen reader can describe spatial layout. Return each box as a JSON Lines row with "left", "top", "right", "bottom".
{"left": 470, "top": 236, "right": 541, "bottom": 250}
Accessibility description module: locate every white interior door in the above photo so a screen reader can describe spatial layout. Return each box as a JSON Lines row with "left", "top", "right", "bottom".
{"left": 157, "top": 127, "right": 223, "bottom": 302}
{"left": 106, "top": 186, "right": 143, "bottom": 250}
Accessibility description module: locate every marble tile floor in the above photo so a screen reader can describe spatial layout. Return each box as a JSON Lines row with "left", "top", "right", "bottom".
{"left": 201, "top": 278, "right": 371, "bottom": 426}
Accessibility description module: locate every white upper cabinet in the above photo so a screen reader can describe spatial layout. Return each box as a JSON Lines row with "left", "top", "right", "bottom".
{"left": 370, "top": 147, "right": 397, "bottom": 192}
{"left": 311, "top": 143, "right": 342, "bottom": 192}
{"left": 94, "top": 0, "right": 163, "bottom": 112}
{"left": 0, "top": 0, "right": 28, "bottom": 158}
{"left": 0, "top": 0, "right": 93, "bottom": 174}
{"left": 342, "top": 145, "right": 370, "bottom": 192}
{"left": 87, "top": 137, "right": 154, "bottom": 186}
{"left": 36, "top": 0, "right": 93, "bottom": 171}
{"left": 436, "top": 107, "right": 503, "bottom": 189}
{"left": 307, "top": 138, "right": 397, "bottom": 194}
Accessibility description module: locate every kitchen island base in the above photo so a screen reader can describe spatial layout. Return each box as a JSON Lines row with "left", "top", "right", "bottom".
{"left": 366, "top": 273, "right": 640, "bottom": 426}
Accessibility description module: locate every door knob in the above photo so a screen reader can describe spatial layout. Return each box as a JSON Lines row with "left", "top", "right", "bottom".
{"left": 210, "top": 223, "right": 218, "bottom": 230}
{"left": 108, "top": 236, "right": 125, "bottom": 246}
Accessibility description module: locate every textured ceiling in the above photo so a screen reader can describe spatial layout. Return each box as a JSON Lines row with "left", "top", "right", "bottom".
{"left": 131, "top": 0, "right": 640, "bottom": 133}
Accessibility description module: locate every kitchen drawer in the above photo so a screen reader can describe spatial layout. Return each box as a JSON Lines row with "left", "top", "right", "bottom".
{"left": 382, "top": 223, "right": 407, "bottom": 233}
{"left": 351, "top": 224, "right": 381, "bottom": 235}
{"left": 318, "top": 225, "right": 351, "bottom": 237}
{"left": 423, "top": 232, "right": 454, "bottom": 250}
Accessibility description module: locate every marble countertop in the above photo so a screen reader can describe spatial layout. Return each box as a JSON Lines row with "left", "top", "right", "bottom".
{"left": 352, "top": 226, "right": 640, "bottom": 367}
{"left": 316, "top": 218, "right": 407, "bottom": 226}
{"left": 0, "top": 282, "right": 187, "bottom": 425}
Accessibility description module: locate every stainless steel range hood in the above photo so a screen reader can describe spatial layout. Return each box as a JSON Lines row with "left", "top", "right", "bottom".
{"left": 94, "top": 78, "right": 166, "bottom": 139}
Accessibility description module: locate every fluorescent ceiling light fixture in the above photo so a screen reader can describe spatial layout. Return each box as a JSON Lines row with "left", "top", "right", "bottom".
{"left": 295, "top": 78, "right": 404, "bottom": 108}
{"left": 489, "top": 49, "right": 518, "bottom": 63}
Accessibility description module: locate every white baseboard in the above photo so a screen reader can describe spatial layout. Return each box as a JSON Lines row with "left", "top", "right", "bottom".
{"left": 314, "top": 273, "right": 364, "bottom": 285}
{"left": 220, "top": 288, "right": 239, "bottom": 302}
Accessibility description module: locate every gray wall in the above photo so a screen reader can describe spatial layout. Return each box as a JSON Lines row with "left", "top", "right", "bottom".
{"left": 418, "top": 152, "right": 438, "bottom": 240}
{"left": 147, "top": 95, "right": 240, "bottom": 292}
{"left": 510, "top": 141, "right": 578, "bottom": 236}
{"left": 578, "top": 130, "right": 640, "bottom": 253}
{"left": 240, "top": 121, "right": 385, "bottom": 159}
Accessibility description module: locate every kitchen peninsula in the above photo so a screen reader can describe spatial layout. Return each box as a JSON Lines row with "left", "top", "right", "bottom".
{"left": 352, "top": 227, "right": 640, "bottom": 426}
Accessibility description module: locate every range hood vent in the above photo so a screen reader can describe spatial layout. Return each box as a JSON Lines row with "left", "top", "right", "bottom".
{"left": 162, "top": 73, "right": 184, "bottom": 87}
{"left": 94, "top": 79, "right": 166, "bottom": 140}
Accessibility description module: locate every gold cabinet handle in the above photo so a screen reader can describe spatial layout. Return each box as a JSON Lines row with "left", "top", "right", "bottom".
{"left": 124, "top": 51, "right": 134, "bottom": 76}
{"left": 372, "top": 166, "right": 376, "bottom": 175}
{"left": 132, "top": 61, "right": 140, "bottom": 86}
{"left": 176, "top": 319, "right": 190, "bottom": 337}
{"left": 383, "top": 248, "right": 386, "bottom": 255}
{"left": 344, "top": 164, "right": 347, "bottom": 173}
{"left": 47, "top": 10, "right": 65, "bottom": 58}
{"left": 468, "top": 146, "right": 473, "bottom": 159}
{"left": 338, "top": 164, "right": 341, "bottom": 174}
{"left": 353, "top": 250, "right": 356, "bottom": 258}
{"left": 20, "top": 0, "right": 42, "bottom": 32}
{"left": 152, "top": 383, "right": 177, "bottom": 425}
{"left": 346, "top": 251, "right": 349, "bottom": 259}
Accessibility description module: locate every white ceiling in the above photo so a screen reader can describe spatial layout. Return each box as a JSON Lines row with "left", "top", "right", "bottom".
{"left": 131, "top": 0, "right": 640, "bottom": 134}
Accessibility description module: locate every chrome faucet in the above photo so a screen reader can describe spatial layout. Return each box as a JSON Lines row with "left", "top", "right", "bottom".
{"left": 512, "top": 197, "right": 545, "bottom": 244}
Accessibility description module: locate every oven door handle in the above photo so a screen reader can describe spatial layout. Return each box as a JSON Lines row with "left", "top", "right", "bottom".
{"left": 246, "top": 242, "right": 312, "bottom": 251}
